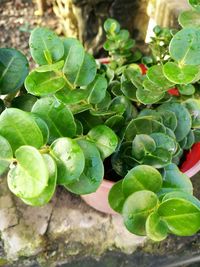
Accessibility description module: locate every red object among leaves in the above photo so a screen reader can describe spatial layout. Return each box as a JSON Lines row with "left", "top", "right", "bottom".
{"left": 138, "top": 63, "right": 148, "bottom": 75}
{"left": 168, "top": 88, "right": 180, "bottom": 96}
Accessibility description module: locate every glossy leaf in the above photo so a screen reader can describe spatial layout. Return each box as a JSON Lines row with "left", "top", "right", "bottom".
{"left": 11, "top": 94, "right": 37, "bottom": 112}
{"left": 136, "top": 87, "right": 165, "bottom": 105}
{"left": 122, "top": 165, "right": 162, "bottom": 197}
{"left": 146, "top": 212, "right": 168, "bottom": 241}
{"left": 161, "top": 164, "right": 193, "bottom": 195}
{"left": 158, "top": 102, "right": 192, "bottom": 142}
{"left": 0, "top": 48, "right": 29, "bottom": 94}
{"left": 150, "top": 133, "right": 177, "bottom": 155}
{"left": 63, "top": 38, "right": 96, "bottom": 86}
{"left": 163, "top": 62, "right": 199, "bottom": 84}
{"left": 158, "top": 198, "right": 200, "bottom": 236}
{"left": 169, "top": 28, "right": 200, "bottom": 65}
{"left": 179, "top": 10, "right": 200, "bottom": 28}
{"left": 162, "top": 191, "right": 200, "bottom": 209}
{"left": 158, "top": 111, "right": 177, "bottom": 131}
{"left": 122, "top": 190, "right": 158, "bottom": 236}
{"left": 104, "top": 18, "right": 120, "bottom": 34}
{"left": 108, "top": 180, "right": 125, "bottom": 213}
{"left": 125, "top": 117, "right": 166, "bottom": 141}
{"left": 87, "top": 74, "right": 108, "bottom": 104}
{"left": 0, "top": 108, "right": 44, "bottom": 152}
{"left": 21, "top": 154, "right": 57, "bottom": 206}
{"left": 87, "top": 125, "right": 118, "bottom": 159}
{"left": 25, "top": 71, "right": 66, "bottom": 96}
{"left": 178, "top": 84, "right": 195, "bottom": 95}
{"left": 142, "top": 148, "right": 172, "bottom": 169}
{"left": 0, "top": 135, "right": 13, "bottom": 176}
{"left": 65, "top": 140, "right": 104, "bottom": 194}
{"left": 32, "top": 97, "right": 76, "bottom": 143}
{"left": 8, "top": 146, "right": 48, "bottom": 198}
{"left": 146, "top": 65, "right": 174, "bottom": 88}
{"left": 132, "top": 134, "right": 156, "bottom": 160}
{"left": 105, "top": 115, "right": 125, "bottom": 132}
{"left": 29, "top": 27, "right": 64, "bottom": 65}
{"left": 50, "top": 137, "right": 85, "bottom": 185}
{"left": 30, "top": 113, "right": 49, "bottom": 145}
{"left": 189, "top": 0, "right": 200, "bottom": 11}
{"left": 35, "top": 60, "right": 64, "bottom": 72}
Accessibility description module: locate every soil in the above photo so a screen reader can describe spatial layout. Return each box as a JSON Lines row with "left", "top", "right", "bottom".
{"left": 0, "top": 0, "right": 60, "bottom": 65}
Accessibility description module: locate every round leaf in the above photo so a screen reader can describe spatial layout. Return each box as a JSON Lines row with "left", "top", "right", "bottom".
{"left": 157, "top": 102, "right": 192, "bottom": 142}
{"left": 163, "top": 62, "right": 199, "bottom": 84}
{"left": 32, "top": 97, "right": 76, "bottom": 143}
{"left": 8, "top": 146, "right": 48, "bottom": 198}
{"left": 50, "top": 137, "right": 85, "bottom": 185}
{"left": 122, "top": 165, "right": 162, "bottom": 198}
{"left": 150, "top": 133, "right": 177, "bottom": 155}
{"left": 132, "top": 134, "right": 156, "bottom": 160}
{"left": 169, "top": 28, "right": 200, "bottom": 65}
{"left": 35, "top": 60, "right": 64, "bottom": 72}
{"left": 108, "top": 180, "right": 125, "bottom": 213}
{"left": 146, "top": 65, "right": 174, "bottom": 88}
{"left": 21, "top": 154, "right": 57, "bottom": 206}
{"left": 65, "top": 140, "right": 104, "bottom": 195}
{"left": 178, "top": 84, "right": 195, "bottom": 95}
{"left": 125, "top": 117, "right": 166, "bottom": 141}
{"left": 142, "top": 148, "right": 172, "bottom": 169}
{"left": 0, "top": 108, "right": 44, "bottom": 152}
{"left": 122, "top": 190, "right": 158, "bottom": 236}
{"left": 189, "top": 0, "right": 200, "bottom": 11}
{"left": 87, "top": 125, "right": 118, "bottom": 159}
{"left": 136, "top": 87, "right": 165, "bottom": 105}
{"left": 0, "top": 48, "right": 29, "bottom": 94}
{"left": 25, "top": 71, "right": 66, "bottom": 96}
{"left": 158, "top": 198, "right": 200, "bottom": 236}
{"left": 11, "top": 94, "right": 37, "bottom": 112}
{"left": 87, "top": 74, "right": 108, "bottom": 104}
{"left": 55, "top": 87, "right": 90, "bottom": 105}
{"left": 179, "top": 10, "right": 200, "bottom": 28}
{"left": 146, "top": 212, "right": 168, "bottom": 241}
{"left": 183, "top": 99, "right": 200, "bottom": 128}
{"left": 29, "top": 27, "right": 64, "bottom": 65}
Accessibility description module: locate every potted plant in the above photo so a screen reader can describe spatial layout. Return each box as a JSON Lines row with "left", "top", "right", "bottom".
{"left": 0, "top": 0, "right": 200, "bottom": 243}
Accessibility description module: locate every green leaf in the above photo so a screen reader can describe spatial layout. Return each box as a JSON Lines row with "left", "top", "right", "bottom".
{"left": 108, "top": 180, "right": 125, "bottom": 213}
{"left": 157, "top": 102, "right": 192, "bottom": 142}
{"left": 25, "top": 71, "right": 66, "bottom": 96}
{"left": 104, "top": 18, "right": 120, "bottom": 34}
{"left": 158, "top": 111, "right": 177, "bottom": 131}
{"left": 161, "top": 163, "right": 193, "bottom": 195}
{"left": 184, "top": 130, "right": 195, "bottom": 150}
{"left": 179, "top": 10, "right": 200, "bottom": 28}
{"left": 132, "top": 134, "right": 156, "bottom": 160}
{"left": 125, "top": 117, "right": 166, "bottom": 141}
{"left": 122, "top": 190, "right": 158, "bottom": 236}
{"left": 158, "top": 198, "right": 200, "bottom": 236}
{"left": 11, "top": 94, "right": 37, "bottom": 112}
{"left": 0, "top": 108, "right": 44, "bottom": 152}
{"left": 63, "top": 38, "right": 96, "bottom": 86}
{"left": 32, "top": 97, "right": 76, "bottom": 143}
{"left": 162, "top": 191, "right": 200, "bottom": 209}
{"left": 150, "top": 133, "right": 177, "bottom": 155}
{"left": 142, "top": 148, "right": 172, "bottom": 169}
{"left": 87, "top": 125, "right": 118, "bottom": 159}
{"left": 136, "top": 87, "right": 165, "bottom": 105}
{"left": 105, "top": 115, "right": 125, "bottom": 132}
{"left": 169, "top": 28, "right": 200, "bottom": 65}
{"left": 193, "top": 128, "right": 200, "bottom": 142}
{"left": 121, "top": 80, "right": 137, "bottom": 101}
{"left": 189, "top": 0, "right": 200, "bottom": 11}
{"left": 178, "top": 84, "right": 195, "bottom": 95}
{"left": 29, "top": 27, "right": 64, "bottom": 65}
{"left": 65, "top": 140, "right": 104, "bottom": 194}
{"left": 0, "top": 135, "right": 13, "bottom": 176}
{"left": 87, "top": 74, "right": 108, "bottom": 104}
{"left": 163, "top": 62, "right": 199, "bottom": 84}
{"left": 50, "top": 137, "right": 85, "bottom": 185}
{"left": 7, "top": 146, "right": 48, "bottom": 198}
{"left": 35, "top": 60, "right": 64, "bottom": 72}
{"left": 183, "top": 99, "right": 200, "bottom": 128}
{"left": 146, "top": 65, "right": 174, "bottom": 88}
{"left": 55, "top": 86, "right": 90, "bottom": 105}
{"left": 146, "top": 212, "right": 168, "bottom": 241}
{"left": 30, "top": 113, "right": 49, "bottom": 145}
{"left": 124, "top": 67, "right": 143, "bottom": 90}
{"left": 0, "top": 48, "right": 29, "bottom": 94}
{"left": 122, "top": 165, "right": 162, "bottom": 198}
{"left": 21, "top": 154, "right": 57, "bottom": 206}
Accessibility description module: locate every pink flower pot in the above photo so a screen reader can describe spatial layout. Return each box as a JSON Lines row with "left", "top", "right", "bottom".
{"left": 81, "top": 143, "right": 200, "bottom": 215}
